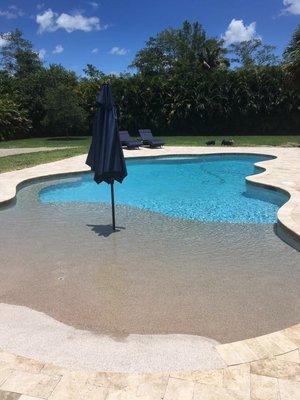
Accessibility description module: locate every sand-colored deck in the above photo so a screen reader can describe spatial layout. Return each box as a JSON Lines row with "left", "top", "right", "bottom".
{"left": 0, "top": 324, "right": 299, "bottom": 399}
{"left": 0, "top": 146, "right": 299, "bottom": 398}
{"left": 0, "top": 147, "right": 75, "bottom": 158}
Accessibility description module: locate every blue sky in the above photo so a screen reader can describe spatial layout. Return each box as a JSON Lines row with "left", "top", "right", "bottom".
{"left": 0, "top": 0, "right": 299, "bottom": 75}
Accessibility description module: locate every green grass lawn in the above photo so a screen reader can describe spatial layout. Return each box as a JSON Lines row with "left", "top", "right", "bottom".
{"left": 1, "top": 135, "right": 299, "bottom": 149}
{"left": 0, "top": 136, "right": 91, "bottom": 149}
{"left": 0, "top": 135, "right": 299, "bottom": 173}
{"left": 165, "top": 135, "right": 300, "bottom": 147}
{"left": 0, "top": 148, "right": 86, "bottom": 173}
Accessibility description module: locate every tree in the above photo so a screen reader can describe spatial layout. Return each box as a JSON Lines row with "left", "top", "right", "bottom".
{"left": 0, "top": 25, "right": 298, "bottom": 140}
{"left": 0, "top": 29, "right": 42, "bottom": 77}
{"left": 283, "top": 25, "right": 300, "bottom": 88}
{"left": 14, "top": 64, "right": 79, "bottom": 134}
{"left": 229, "top": 39, "right": 279, "bottom": 68}
{"left": 42, "top": 64, "right": 78, "bottom": 88}
{"left": 131, "top": 20, "right": 228, "bottom": 75}
{"left": 203, "top": 39, "right": 229, "bottom": 70}
{"left": 83, "top": 64, "right": 105, "bottom": 80}
{"left": 42, "top": 85, "right": 87, "bottom": 137}
{"left": 0, "top": 96, "right": 31, "bottom": 140}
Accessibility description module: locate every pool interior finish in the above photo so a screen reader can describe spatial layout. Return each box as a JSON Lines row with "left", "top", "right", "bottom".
{"left": 40, "top": 155, "right": 286, "bottom": 224}
{"left": 0, "top": 154, "right": 299, "bottom": 344}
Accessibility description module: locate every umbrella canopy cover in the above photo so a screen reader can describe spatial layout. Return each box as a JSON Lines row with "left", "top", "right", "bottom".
{"left": 86, "top": 84, "right": 127, "bottom": 184}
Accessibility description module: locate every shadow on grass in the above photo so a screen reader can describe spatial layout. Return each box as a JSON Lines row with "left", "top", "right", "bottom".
{"left": 87, "top": 224, "right": 125, "bottom": 237}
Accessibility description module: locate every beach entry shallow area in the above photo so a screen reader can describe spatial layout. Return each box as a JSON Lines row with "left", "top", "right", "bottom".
{"left": 0, "top": 168, "right": 299, "bottom": 342}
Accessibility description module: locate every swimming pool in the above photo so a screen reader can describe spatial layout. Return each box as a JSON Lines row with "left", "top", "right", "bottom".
{"left": 40, "top": 154, "right": 287, "bottom": 224}
{"left": 1, "top": 152, "right": 299, "bottom": 347}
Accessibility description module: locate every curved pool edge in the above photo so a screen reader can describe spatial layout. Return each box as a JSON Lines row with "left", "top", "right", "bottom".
{"left": 0, "top": 146, "right": 299, "bottom": 396}
{"left": 0, "top": 322, "right": 299, "bottom": 397}
{"left": 1, "top": 146, "right": 299, "bottom": 243}
{"left": 246, "top": 157, "right": 300, "bottom": 249}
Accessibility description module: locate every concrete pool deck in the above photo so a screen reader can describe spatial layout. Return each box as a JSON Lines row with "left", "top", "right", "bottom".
{"left": 0, "top": 147, "right": 75, "bottom": 158}
{"left": 0, "top": 146, "right": 299, "bottom": 398}
{"left": 0, "top": 323, "right": 299, "bottom": 399}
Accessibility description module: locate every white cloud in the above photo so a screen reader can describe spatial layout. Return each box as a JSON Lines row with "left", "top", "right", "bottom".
{"left": 52, "top": 44, "right": 64, "bottom": 54}
{"left": 222, "top": 19, "right": 258, "bottom": 46}
{"left": 282, "top": 0, "right": 300, "bottom": 15}
{"left": 36, "top": 3, "right": 45, "bottom": 10}
{"left": 56, "top": 13, "right": 100, "bottom": 32}
{"left": 0, "top": 5, "right": 24, "bottom": 19}
{"left": 36, "top": 9, "right": 57, "bottom": 33}
{"left": 36, "top": 8, "right": 103, "bottom": 33}
{"left": 88, "top": 2, "right": 99, "bottom": 8}
{"left": 109, "top": 46, "right": 129, "bottom": 56}
{"left": 38, "top": 48, "right": 46, "bottom": 60}
{"left": 91, "top": 47, "right": 99, "bottom": 53}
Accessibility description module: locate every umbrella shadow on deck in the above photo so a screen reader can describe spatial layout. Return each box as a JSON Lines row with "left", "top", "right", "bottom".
{"left": 87, "top": 224, "right": 125, "bottom": 238}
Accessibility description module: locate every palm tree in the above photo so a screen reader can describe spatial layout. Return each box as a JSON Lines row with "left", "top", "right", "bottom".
{"left": 284, "top": 25, "right": 300, "bottom": 88}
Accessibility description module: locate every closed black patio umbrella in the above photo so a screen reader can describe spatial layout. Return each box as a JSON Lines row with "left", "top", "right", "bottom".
{"left": 86, "top": 84, "right": 127, "bottom": 230}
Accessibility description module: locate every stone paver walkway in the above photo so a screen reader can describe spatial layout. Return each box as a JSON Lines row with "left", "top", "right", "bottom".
{"left": 0, "top": 324, "right": 299, "bottom": 399}
{"left": 0, "top": 147, "right": 74, "bottom": 158}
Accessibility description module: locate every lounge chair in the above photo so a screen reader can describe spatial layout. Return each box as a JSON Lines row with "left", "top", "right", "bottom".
{"left": 138, "top": 129, "right": 165, "bottom": 148}
{"left": 119, "top": 131, "right": 140, "bottom": 149}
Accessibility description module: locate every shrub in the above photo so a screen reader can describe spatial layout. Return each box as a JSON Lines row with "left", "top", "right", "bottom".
{"left": 0, "top": 97, "right": 32, "bottom": 140}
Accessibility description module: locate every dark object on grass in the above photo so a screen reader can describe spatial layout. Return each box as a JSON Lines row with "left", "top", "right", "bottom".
{"left": 119, "top": 131, "right": 140, "bottom": 149}
{"left": 138, "top": 129, "right": 165, "bottom": 148}
{"left": 221, "top": 139, "right": 234, "bottom": 146}
{"left": 206, "top": 140, "right": 215, "bottom": 145}
{"left": 86, "top": 84, "right": 127, "bottom": 230}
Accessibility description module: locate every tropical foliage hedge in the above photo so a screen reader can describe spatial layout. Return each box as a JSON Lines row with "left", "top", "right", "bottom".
{"left": 107, "top": 67, "right": 298, "bottom": 135}
{"left": 0, "top": 24, "right": 299, "bottom": 140}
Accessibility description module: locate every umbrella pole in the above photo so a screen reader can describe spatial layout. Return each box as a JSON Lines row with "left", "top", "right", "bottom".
{"left": 110, "top": 182, "right": 116, "bottom": 230}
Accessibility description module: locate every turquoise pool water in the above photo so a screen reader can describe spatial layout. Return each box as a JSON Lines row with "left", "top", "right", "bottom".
{"left": 39, "top": 154, "right": 287, "bottom": 224}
